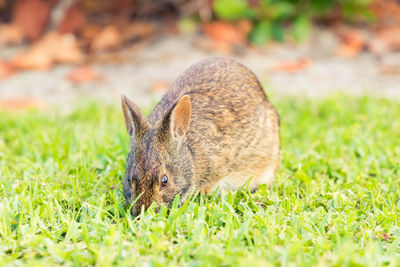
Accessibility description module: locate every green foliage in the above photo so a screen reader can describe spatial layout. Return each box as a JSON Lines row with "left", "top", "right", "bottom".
{"left": 1, "top": 95, "right": 400, "bottom": 265}
{"left": 213, "top": 0, "right": 251, "bottom": 20}
{"left": 249, "top": 20, "right": 272, "bottom": 46}
{"left": 213, "top": 0, "right": 373, "bottom": 44}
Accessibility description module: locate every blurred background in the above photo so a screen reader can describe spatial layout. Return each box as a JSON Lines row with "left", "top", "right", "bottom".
{"left": 0, "top": 0, "right": 399, "bottom": 111}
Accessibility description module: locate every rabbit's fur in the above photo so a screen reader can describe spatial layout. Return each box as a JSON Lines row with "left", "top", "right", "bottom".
{"left": 122, "top": 58, "right": 280, "bottom": 216}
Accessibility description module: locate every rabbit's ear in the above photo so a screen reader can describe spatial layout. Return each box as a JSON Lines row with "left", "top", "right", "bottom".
{"left": 170, "top": 95, "right": 191, "bottom": 136}
{"left": 121, "top": 95, "right": 149, "bottom": 137}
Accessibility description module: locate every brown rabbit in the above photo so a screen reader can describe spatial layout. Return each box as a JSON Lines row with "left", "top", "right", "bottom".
{"left": 121, "top": 58, "right": 280, "bottom": 216}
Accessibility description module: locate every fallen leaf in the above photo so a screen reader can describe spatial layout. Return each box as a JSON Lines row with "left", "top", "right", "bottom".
{"left": 336, "top": 44, "right": 362, "bottom": 58}
{"left": 203, "top": 20, "right": 248, "bottom": 46}
{"left": 369, "top": 0, "right": 400, "bottom": 29}
{"left": 0, "top": 61, "right": 16, "bottom": 79}
{"left": 148, "top": 80, "right": 171, "bottom": 93}
{"left": 0, "top": 24, "right": 24, "bottom": 46}
{"left": 65, "top": 66, "right": 104, "bottom": 83}
{"left": 79, "top": 24, "right": 102, "bottom": 49}
{"left": 90, "top": 25, "right": 122, "bottom": 52}
{"left": 122, "top": 21, "right": 157, "bottom": 42}
{"left": 377, "top": 27, "right": 400, "bottom": 51}
{"left": 12, "top": 0, "right": 52, "bottom": 40}
{"left": 366, "top": 38, "right": 387, "bottom": 57}
{"left": 10, "top": 51, "right": 52, "bottom": 70}
{"left": 46, "top": 33, "right": 84, "bottom": 64}
{"left": 111, "top": 17, "right": 157, "bottom": 42}
{"left": 237, "top": 20, "right": 252, "bottom": 35}
{"left": 380, "top": 64, "right": 400, "bottom": 76}
{"left": 271, "top": 58, "right": 310, "bottom": 72}
{"left": 11, "top": 32, "right": 84, "bottom": 70}
{"left": 335, "top": 27, "right": 365, "bottom": 58}
{"left": 58, "top": 4, "right": 86, "bottom": 35}
{"left": 0, "top": 97, "right": 47, "bottom": 111}
{"left": 82, "top": 25, "right": 102, "bottom": 40}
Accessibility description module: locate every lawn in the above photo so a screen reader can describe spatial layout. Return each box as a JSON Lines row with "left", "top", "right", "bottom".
{"left": 1, "top": 95, "right": 400, "bottom": 266}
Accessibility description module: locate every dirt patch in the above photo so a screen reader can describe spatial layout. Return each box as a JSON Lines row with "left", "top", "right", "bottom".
{"left": 1, "top": 30, "right": 400, "bottom": 112}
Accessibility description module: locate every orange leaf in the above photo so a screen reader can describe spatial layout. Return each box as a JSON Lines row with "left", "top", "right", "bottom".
{"left": 0, "top": 61, "right": 17, "bottom": 79}
{"left": 0, "top": 24, "right": 24, "bottom": 45}
{"left": 377, "top": 27, "right": 400, "bottom": 51}
{"left": 381, "top": 64, "right": 400, "bottom": 76}
{"left": 10, "top": 51, "right": 52, "bottom": 70}
{"left": 203, "top": 21, "right": 248, "bottom": 46}
{"left": 271, "top": 58, "right": 310, "bottom": 72}
{"left": 45, "top": 33, "right": 84, "bottom": 64}
{"left": 0, "top": 97, "right": 47, "bottom": 111}
{"left": 65, "top": 66, "right": 104, "bottom": 83}
{"left": 336, "top": 44, "right": 362, "bottom": 58}
{"left": 366, "top": 38, "right": 387, "bottom": 57}
{"left": 335, "top": 27, "right": 365, "bottom": 58}
{"left": 121, "top": 21, "right": 156, "bottom": 42}
{"left": 58, "top": 4, "right": 86, "bottom": 35}
{"left": 12, "top": 0, "right": 52, "bottom": 40}
{"left": 369, "top": 0, "right": 400, "bottom": 28}
{"left": 10, "top": 32, "right": 84, "bottom": 70}
{"left": 90, "top": 25, "right": 122, "bottom": 52}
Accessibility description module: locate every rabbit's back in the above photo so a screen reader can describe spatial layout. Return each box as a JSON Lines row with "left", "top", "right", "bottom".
{"left": 150, "top": 58, "right": 280, "bottom": 192}
{"left": 149, "top": 58, "right": 267, "bottom": 123}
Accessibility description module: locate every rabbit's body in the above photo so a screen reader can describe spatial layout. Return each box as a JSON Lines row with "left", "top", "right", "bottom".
{"left": 122, "top": 58, "right": 279, "bottom": 216}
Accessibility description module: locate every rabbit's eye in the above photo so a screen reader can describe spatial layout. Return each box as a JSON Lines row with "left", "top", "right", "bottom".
{"left": 161, "top": 175, "right": 168, "bottom": 186}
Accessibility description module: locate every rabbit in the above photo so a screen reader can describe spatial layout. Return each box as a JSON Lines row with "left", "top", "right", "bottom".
{"left": 121, "top": 57, "right": 280, "bottom": 217}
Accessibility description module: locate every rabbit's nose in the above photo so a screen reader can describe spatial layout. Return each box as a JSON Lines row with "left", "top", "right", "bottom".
{"left": 123, "top": 177, "right": 133, "bottom": 202}
{"left": 123, "top": 186, "right": 132, "bottom": 201}
{"left": 124, "top": 186, "right": 132, "bottom": 202}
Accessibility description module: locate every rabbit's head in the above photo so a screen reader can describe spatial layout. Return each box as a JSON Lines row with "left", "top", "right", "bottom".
{"left": 121, "top": 95, "right": 194, "bottom": 217}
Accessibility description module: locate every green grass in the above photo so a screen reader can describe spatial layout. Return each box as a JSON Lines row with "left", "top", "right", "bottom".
{"left": 1, "top": 95, "right": 400, "bottom": 266}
